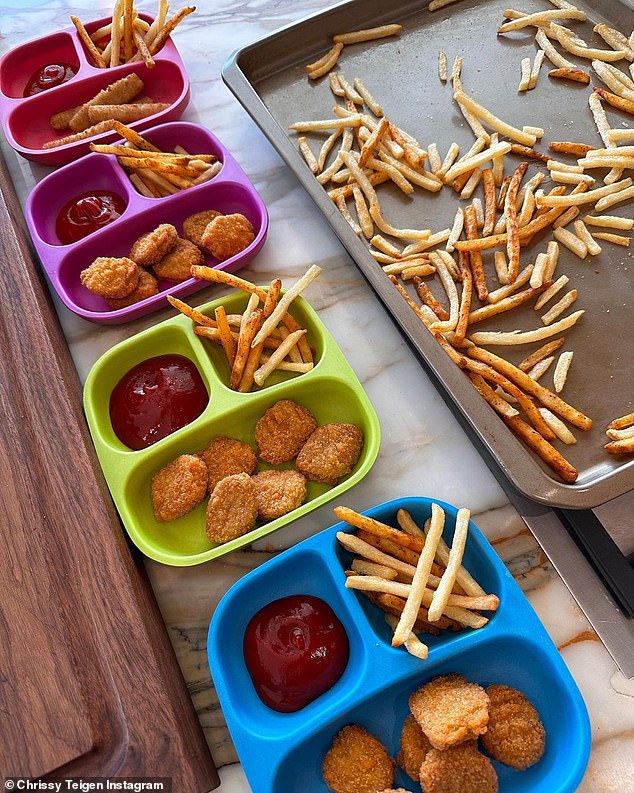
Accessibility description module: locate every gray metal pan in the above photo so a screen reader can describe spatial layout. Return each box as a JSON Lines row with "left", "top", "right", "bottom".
{"left": 222, "top": 0, "right": 634, "bottom": 510}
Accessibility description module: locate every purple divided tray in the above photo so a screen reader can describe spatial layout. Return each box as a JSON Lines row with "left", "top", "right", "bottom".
{"left": 0, "top": 13, "right": 190, "bottom": 165}
{"left": 24, "top": 121, "right": 269, "bottom": 324}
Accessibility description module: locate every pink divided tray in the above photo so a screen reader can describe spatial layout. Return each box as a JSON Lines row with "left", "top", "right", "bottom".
{"left": 0, "top": 13, "right": 190, "bottom": 165}
{"left": 24, "top": 121, "right": 269, "bottom": 324}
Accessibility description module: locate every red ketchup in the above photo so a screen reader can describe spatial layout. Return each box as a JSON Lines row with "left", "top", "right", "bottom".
{"left": 56, "top": 191, "right": 126, "bottom": 244}
{"left": 244, "top": 595, "right": 349, "bottom": 713}
{"left": 24, "top": 63, "right": 77, "bottom": 96}
{"left": 109, "top": 355, "right": 208, "bottom": 450}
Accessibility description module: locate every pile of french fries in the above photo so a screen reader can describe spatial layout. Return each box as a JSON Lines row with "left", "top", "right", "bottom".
{"left": 289, "top": 0, "right": 634, "bottom": 478}
{"left": 168, "top": 266, "right": 318, "bottom": 392}
{"left": 305, "top": 24, "right": 402, "bottom": 81}
{"left": 89, "top": 122, "right": 220, "bottom": 197}
{"left": 605, "top": 412, "right": 634, "bottom": 455}
{"left": 71, "top": 0, "right": 194, "bottom": 70}
{"left": 335, "top": 504, "right": 499, "bottom": 660}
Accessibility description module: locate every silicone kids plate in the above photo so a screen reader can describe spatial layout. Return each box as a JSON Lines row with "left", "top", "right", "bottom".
{"left": 25, "top": 121, "right": 268, "bottom": 324}
{"left": 0, "top": 13, "right": 190, "bottom": 165}
{"left": 83, "top": 291, "right": 381, "bottom": 565}
{"left": 209, "top": 496, "right": 591, "bottom": 793}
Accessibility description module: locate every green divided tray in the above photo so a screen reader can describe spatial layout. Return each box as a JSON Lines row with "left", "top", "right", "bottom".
{"left": 83, "top": 291, "right": 381, "bottom": 565}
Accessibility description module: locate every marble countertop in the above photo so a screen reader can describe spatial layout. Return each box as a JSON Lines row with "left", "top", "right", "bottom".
{"left": 1, "top": 1, "right": 633, "bottom": 791}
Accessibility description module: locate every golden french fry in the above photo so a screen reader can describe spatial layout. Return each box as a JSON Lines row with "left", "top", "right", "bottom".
{"left": 333, "top": 24, "right": 402, "bottom": 45}
{"left": 71, "top": 15, "right": 107, "bottom": 68}
{"left": 502, "top": 413, "right": 578, "bottom": 482}
{"left": 549, "top": 67, "right": 590, "bottom": 84}
{"left": 463, "top": 204, "right": 488, "bottom": 301}
{"left": 608, "top": 412, "right": 634, "bottom": 430}
{"left": 215, "top": 305, "right": 236, "bottom": 367}
{"left": 167, "top": 295, "right": 216, "bottom": 327}
{"left": 149, "top": 6, "right": 196, "bottom": 56}
{"left": 519, "top": 338, "right": 565, "bottom": 372}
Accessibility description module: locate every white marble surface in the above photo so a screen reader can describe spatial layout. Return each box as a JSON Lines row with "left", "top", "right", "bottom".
{"left": 1, "top": 1, "right": 633, "bottom": 791}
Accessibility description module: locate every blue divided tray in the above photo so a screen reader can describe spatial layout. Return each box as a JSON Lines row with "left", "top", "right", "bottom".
{"left": 208, "top": 496, "right": 591, "bottom": 793}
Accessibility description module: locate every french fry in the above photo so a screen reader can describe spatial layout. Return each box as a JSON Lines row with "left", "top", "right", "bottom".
{"left": 482, "top": 168, "right": 497, "bottom": 236}
{"left": 548, "top": 23, "right": 626, "bottom": 62}
{"left": 290, "top": 115, "right": 364, "bottom": 132}
{"left": 252, "top": 265, "right": 321, "bottom": 348}
{"left": 549, "top": 67, "right": 591, "bottom": 84}
{"left": 443, "top": 141, "right": 511, "bottom": 182}
{"left": 591, "top": 231, "right": 631, "bottom": 245}
{"left": 529, "top": 49, "right": 546, "bottom": 89}
{"left": 389, "top": 276, "right": 433, "bottom": 327}
{"left": 351, "top": 559, "right": 398, "bottom": 580}
{"left": 129, "top": 172, "right": 155, "bottom": 197}
{"left": 573, "top": 220, "right": 602, "bottom": 255}
{"left": 595, "top": 184, "right": 634, "bottom": 211}
{"left": 604, "top": 437, "right": 634, "bottom": 454}
{"left": 337, "top": 532, "right": 417, "bottom": 578}
{"left": 438, "top": 50, "right": 448, "bottom": 82}
{"left": 446, "top": 207, "right": 465, "bottom": 253}
{"left": 392, "top": 503, "right": 446, "bottom": 646}
{"left": 553, "top": 227, "right": 588, "bottom": 258}
{"left": 148, "top": 6, "right": 196, "bottom": 56}
{"left": 553, "top": 350, "right": 574, "bottom": 392}
{"left": 537, "top": 178, "right": 632, "bottom": 207}
{"left": 427, "top": 255, "right": 459, "bottom": 332}
{"left": 112, "top": 120, "right": 160, "bottom": 151}
{"left": 583, "top": 214, "right": 634, "bottom": 230}
{"left": 552, "top": 206, "right": 580, "bottom": 229}
{"left": 414, "top": 279, "right": 450, "bottom": 321}
{"left": 428, "top": 508, "right": 472, "bottom": 623}
{"left": 527, "top": 356, "right": 555, "bottom": 382}
{"left": 518, "top": 57, "right": 532, "bottom": 92}
{"left": 468, "top": 283, "right": 551, "bottom": 324}
{"left": 353, "top": 79, "right": 383, "bottom": 115}
{"left": 42, "top": 119, "right": 118, "bottom": 149}
{"left": 594, "top": 23, "right": 634, "bottom": 61}
{"left": 487, "top": 264, "right": 533, "bottom": 302}
{"left": 453, "top": 89, "right": 537, "bottom": 146}
{"left": 215, "top": 305, "right": 236, "bottom": 367}
{"left": 608, "top": 412, "right": 634, "bottom": 430}
{"left": 71, "top": 15, "right": 107, "bottom": 68}
{"left": 253, "top": 329, "right": 307, "bottom": 387}
{"left": 519, "top": 338, "right": 565, "bottom": 371}
{"left": 469, "top": 309, "right": 584, "bottom": 346}
{"left": 239, "top": 280, "right": 282, "bottom": 392}
{"left": 333, "top": 24, "right": 402, "bottom": 45}
{"left": 549, "top": 140, "right": 596, "bottom": 157}
{"left": 334, "top": 506, "right": 425, "bottom": 553}
{"left": 122, "top": 0, "right": 134, "bottom": 61}
{"left": 167, "top": 295, "right": 216, "bottom": 327}
{"left": 535, "top": 28, "right": 577, "bottom": 69}
{"left": 384, "top": 613, "right": 429, "bottom": 659}
{"left": 306, "top": 43, "right": 344, "bottom": 78}
{"left": 499, "top": 8, "right": 586, "bottom": 34}
{"left": 132, "top": 26, "right": 155, "bottom": 68}
{"left": 463, "top": 204, "right": 488, "bottom": 300}
{"left": 229, "top": 307, "right": 261, "bottom": 389}
{"left": 539, "top": 407, "right": 576, "bottom": 444}
{"left": 505, "top": 161, "right": 528, "bottom": 282}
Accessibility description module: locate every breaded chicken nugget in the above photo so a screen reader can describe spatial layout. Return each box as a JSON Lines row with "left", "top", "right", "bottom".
{"left": 255, "top": 400, "right": 317, "bottom": 465}
{"left": 80, "top": 256, "right": 140, "bottom": 298}
{"left": 251, "top": 469, "right": 306, "bottom": 520}
{"left": 153, "top": 237, "right": 204, "bottom": 282}
{"left": 419, "top": 743, "right": 498, "bottom": 793}
{"left": 205, "top": 472, "right": 258, "bottom": 544}
{"left": 151, "top": 454, "right": 208, "bottom": 522}
{"left": 481, "top": 685, "right": 545, "bottom": 770}
{"left": 199, "top": 436, "right": 257, "bottom": 492}
{"left": 398, "top": 714, "right": 432, "bottom": 782}
{"left": 200, "top": 213, "right": 255, "bottom": 260}
{"left": 409, "top": 674, "right": 490, "bottom": 750}
{"left": 107, "top": 268, "right": 158, "bottom": 309}
{"left": 322, "top": 725, "right": 395, "bottom": 793}
{"left": 296, "top": 423, "right": 364, "bottom": 485}
{"left": 130, "top": 223, "right": 178, "bottom": 266}
{"left": 183, "top": 209, "right": 223, "bottom": 248}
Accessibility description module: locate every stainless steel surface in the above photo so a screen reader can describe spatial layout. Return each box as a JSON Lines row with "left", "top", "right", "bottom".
{"left": 516, "top": 498, "right": 634, "bottom": 679}
{"left": 594, "top": 491, "right": 634, "bottom": 558}
{"left": 223, "top": 0, "right": 634, "bottom": 509}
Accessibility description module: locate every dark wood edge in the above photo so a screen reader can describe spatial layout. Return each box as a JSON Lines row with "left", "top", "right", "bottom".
{"left": 0, "top": 148, "right": 219, "bottom": 789}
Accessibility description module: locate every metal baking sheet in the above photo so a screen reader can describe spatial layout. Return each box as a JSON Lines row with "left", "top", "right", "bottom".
{"left": 223, "top": 0, "right": 634, "bottom": 509}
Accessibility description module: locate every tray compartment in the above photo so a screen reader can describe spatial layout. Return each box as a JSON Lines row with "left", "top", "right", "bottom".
{"left": 333, "top": 498, "right": 506, "bottom": 652}
{"left": 0, "top": 31, "right": 81, "bottom": 99}
{"left": 272, "top": 632, "right": 590, "bottom": 793}
{"left": 28, "top": 154, "right": 135, "bottom": 247}
{"left": 83, "top": 321, "right": 214, "bottom": 456}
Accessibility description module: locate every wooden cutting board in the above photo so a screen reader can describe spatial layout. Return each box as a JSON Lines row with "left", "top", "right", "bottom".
{"left": 0, "top": 150, "right": 220, "bottom": 789}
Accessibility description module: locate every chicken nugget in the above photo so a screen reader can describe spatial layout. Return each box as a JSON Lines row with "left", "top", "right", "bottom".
{"left": 199, "top": 436, "right": 257, "bottom": 491}
{"left": 251, "top": 469, "right": 306, "bottom": 520}
{"left": 151, "top": 454, "right": 208, "bottom": 522}
{"left": 409, "top": 674, "right": 489, "bottom": 750}
{"left": 80, "top": 256, "right": 140, "bottom": 298}
{"left": 205, "top": 472, "right": 258, "bottom": 544}
{"left": 130, "top": 223, "right": 178, "bottom": 266}
{"left": 419, "top": 743, "right": 498, "bottom": 793}
{"left": 481, "top": 685, "right": 545, "bottom": 770}
{"left": 255, "top": 400, "right": 317, "bottom": 465}
{"left": 106, "top": 268, "right": 159, "bottom": 309}
{"left": 153, "top": 237, "right": 203, "bottom": 282}
{"left": 296, "top": 423, "right": 363, "bottom": 485}
{"left": 398, "top": 714, "right": 432, "bottom": 782}
{"left": 183, "top": 209, "right": 223, "bottom": 248}
{"left": 322, "top": 724, "right": 395, "bottom": 793}
{"left": 200, "top": 213, "right": 255, "bottom": 260}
